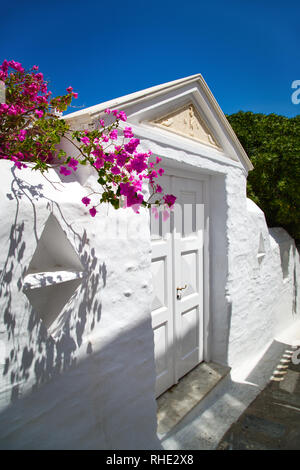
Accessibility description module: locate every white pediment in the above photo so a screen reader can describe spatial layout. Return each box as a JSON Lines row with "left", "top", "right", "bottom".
{"left": 152, "top": 103, "right": 221, "bottom": 149}
{"left": 63, "top": 74, "right": 253, "bottom": 171}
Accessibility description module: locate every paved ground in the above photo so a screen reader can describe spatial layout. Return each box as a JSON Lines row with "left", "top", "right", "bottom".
{"left": 217, "top": 346, "right": 300, "bottom": 450}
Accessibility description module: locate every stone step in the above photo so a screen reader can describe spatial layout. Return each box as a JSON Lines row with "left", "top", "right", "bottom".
{"left": 156, "top": 361, "right": 231, "bottom": 436}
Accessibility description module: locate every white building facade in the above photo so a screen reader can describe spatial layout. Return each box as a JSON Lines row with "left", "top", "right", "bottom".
{"left": 0, "top": 75, "right": 299, "bottom": 449}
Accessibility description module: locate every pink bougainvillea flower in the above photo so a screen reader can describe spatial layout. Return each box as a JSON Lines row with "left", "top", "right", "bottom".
{"left": 0, "top": 59, "right": 176, "bottom": 220}
{"left": 123, "top": 127, "right": 134, "bottom": 139}
{"left": 163, "top": 194, "right": 176, "bottom": 207}
{"left": 119, "top": 182, "right": 144, "bottom": 210}
{"left": 16, "top": 151, "right": 24, "bottom": 160}
{"left": 35, "top": 109, "right": 43, "bottom": 118}
{"left": 0, "top": 103, "right": 9, "bottom": 114}
{"left": 117, "top": 111, "right": 127, "bottom": 122}
{"left": 36, "top": 96, "right": 48, "bottom": 104}
{"left": 18, "top": 129, "right": 27, "bottom": 141}
{"left": 8, "top": 60, "right": 24, "bottom": 73}
{"left": 0, "top": 60, "right": 9, "bottom": 73}
{"left": 111, "top": 165, "right": 121, "bottom": 175}
{"left": 109, "top": 129, "right": 118, "bottom": 140}
{"left": 35, "top": 72, "right": 44, "bottom": 81}
{"left": 89, "top": 206, "right": 97, "bottom": 217}
{"left": 8, "top": 105, "right": 18, "bottom": 116}
{"left": 134, "top": 179, "right": 143, "bottom": 191}
{"left": 11, "top": 155, "right": 25, "bottom": 168}
{"left": 124, "top": 138, "right": 140, "bottom": 154}
{"left": 80, "top": 136, "right": 90, "bottom": 146}
{"left": 92, "top": 146, "right": 103, "bottom": 158}
{"left": 104, "top": 152, "right": 114, "bottom": 163}
{"left": 60, "top": 166, "right": 72, "bottom": 176}
{"left": 82, "top": 197, "right": 91, "bottom": 206}
{"left": 116, "top": 153, "right": 127, "bottom": 167}
{"left": 94, "top": 157, "right": 104, "bottom": 169}
{"left": 130, "top": 153, "right": 148, "bottom": 174}
{"left": 119, "top": 181, "right": 130, "bottom": 197}
{"left": 13, "top": 160, "right": 24, "bottom": 169}
{"left": 149, "top": 170, "right": 158, "bottom": 179}
{"left": 68, "top": 158, "right": 78, "bottom": 170}
{"left": 32, "top": 65, "right": 39, "bottom": 71}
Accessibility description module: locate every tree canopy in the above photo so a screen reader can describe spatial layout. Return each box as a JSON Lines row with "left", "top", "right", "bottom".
{"left": 226, "top": 111, "right": 300, "bottom": 242}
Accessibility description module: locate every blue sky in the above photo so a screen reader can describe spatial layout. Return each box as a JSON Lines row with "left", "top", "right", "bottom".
{"left": 1, "top": 0, "right": 299, "bottom": 117}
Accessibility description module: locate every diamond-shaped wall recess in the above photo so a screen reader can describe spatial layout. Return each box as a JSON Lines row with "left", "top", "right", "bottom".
{"left": 23, "top": 214, "right": 84, "bottom": 331}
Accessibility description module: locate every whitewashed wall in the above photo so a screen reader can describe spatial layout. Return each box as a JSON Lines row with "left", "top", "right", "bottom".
{"left": 223, "top": 172, "right": 300, "bottom": 370}
{"left": 0, "top": 82, "right": 299, "bottom": 449}
{"left": 130, "top": 126, "right": 299, "bottom": 375}
{"left": 0, "top": 160, "right": 160, "bottom": 449}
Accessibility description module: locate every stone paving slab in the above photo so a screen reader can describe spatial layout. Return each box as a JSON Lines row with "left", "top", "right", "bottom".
{"left": 157, "top": 362, "right": 230, "bottom": 435}
{"left": 217, "top": 346, "right": 300, "bottom": 450}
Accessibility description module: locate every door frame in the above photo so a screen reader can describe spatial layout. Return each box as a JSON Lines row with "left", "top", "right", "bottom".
{"left": 159, "top": 164, "right": 211, "bottom": 365}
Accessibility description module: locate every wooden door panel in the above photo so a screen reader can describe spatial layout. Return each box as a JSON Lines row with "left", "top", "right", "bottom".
{"left": 172, "top": 176, "right": 204, "bottom": 382}
{"left": 150, "top": 176, "right": 174, "bottom": 397}
{"left": 151, "top": 174, "right": 205, "bottom": 396}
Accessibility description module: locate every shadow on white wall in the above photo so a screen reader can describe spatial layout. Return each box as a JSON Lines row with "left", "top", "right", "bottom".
{"left": 1, "top": 167, "right": 105, "bottom": 401}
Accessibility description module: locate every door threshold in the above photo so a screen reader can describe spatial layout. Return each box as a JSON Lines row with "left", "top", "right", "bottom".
{"left": 156, "top": 362, "right": 231, "bottom": 435}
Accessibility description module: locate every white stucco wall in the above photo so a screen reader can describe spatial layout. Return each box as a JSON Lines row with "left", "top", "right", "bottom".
{"left": 128, "top": 122, "right": 299, "bottom": 374}
{"left": 0, "top": 140, "right": 299, "bottom": 450}
{"left": 223, "top": 174, "right": 300, "bottom": 370}
{"left": 0, "top": 77, "right": 299, "bottom": 449}
{"left": 0, "top": 160, "right": 160, "bottom": 449}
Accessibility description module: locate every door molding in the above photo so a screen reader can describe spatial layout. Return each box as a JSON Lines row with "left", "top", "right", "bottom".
{"left": 162, "top": 165, "right": 211, "bottom": 364}
{"left": 151, "top": 168, "right": 211, "bottom": 396}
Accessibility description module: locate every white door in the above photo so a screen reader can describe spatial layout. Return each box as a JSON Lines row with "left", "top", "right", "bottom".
{"left": 151, "top": 175, "right": 205, "bottom": 397}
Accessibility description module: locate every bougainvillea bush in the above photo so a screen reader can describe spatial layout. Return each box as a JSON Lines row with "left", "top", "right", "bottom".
{"left": 0, "top": 60, "right": 176, "bottom": 217}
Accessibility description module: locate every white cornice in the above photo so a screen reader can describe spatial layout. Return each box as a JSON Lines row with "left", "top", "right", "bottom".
{"left": 63, "top": 74, "right": 203, "bottom": 121}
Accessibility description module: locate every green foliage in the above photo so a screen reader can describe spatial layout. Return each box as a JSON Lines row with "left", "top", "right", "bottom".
{"left": 226, "top": 111, "right": 300, "bottom": 242}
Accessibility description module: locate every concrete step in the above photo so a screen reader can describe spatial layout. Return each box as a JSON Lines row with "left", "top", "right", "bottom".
{"left": 156, "top": 361, "right": 231, "bottom": 437}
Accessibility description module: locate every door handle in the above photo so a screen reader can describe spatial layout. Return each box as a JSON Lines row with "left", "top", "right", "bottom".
{"left": 176, "top": 284, "right": 187, "bottom": 300}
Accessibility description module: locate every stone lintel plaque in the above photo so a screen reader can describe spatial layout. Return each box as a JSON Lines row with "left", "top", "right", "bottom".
{"left": 153, "top": 103, "right": 221, "bottom": 149}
